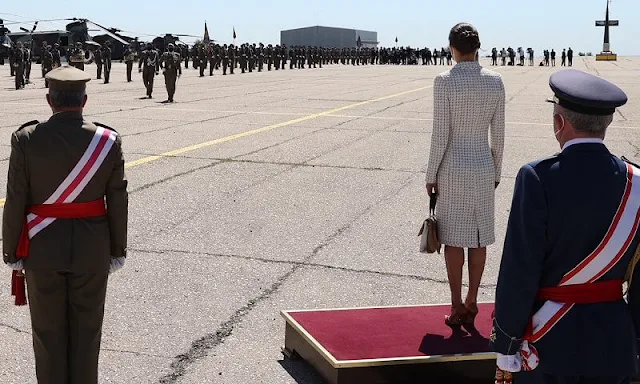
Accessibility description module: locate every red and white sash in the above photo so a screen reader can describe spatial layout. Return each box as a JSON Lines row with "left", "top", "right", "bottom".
{"left": 518, "top": 162, "right": 640, "bottom": 371}
{"left": 27, "top": 126, "right": 117, "bottom": 239}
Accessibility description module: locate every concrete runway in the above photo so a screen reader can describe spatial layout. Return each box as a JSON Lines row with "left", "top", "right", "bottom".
{"left": 0, "top": 57, "right": 639, "bottom": 384}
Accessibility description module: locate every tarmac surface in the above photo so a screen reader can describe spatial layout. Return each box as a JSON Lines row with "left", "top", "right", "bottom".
{"left": 0, "top": 57, "right": 639, "bottom": 384}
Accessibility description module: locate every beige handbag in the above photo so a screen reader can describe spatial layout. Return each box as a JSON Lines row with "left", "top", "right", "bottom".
{"left": 418, "top": 193, "right": 441, "bottom": 254}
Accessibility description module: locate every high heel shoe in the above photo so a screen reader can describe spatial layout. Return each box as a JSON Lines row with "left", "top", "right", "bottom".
{"left": 464, "top": 302, "right": 479, "bottom": 325}
{"left": 444, "top": 304, "right": 468, "bottom": 326}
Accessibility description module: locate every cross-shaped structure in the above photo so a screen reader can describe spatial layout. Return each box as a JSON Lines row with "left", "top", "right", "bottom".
{"left": 596, "top": 0, "right": 619, "bottom": 61}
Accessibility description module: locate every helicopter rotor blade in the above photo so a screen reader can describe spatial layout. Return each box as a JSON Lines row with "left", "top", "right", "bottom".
{"left": 80, "top": 18, "right": 129, "bottom": 45}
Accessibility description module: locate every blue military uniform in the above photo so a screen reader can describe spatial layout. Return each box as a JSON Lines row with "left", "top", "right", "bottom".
{"left": 491, "top": 69, "right": 640, "bottom": 384}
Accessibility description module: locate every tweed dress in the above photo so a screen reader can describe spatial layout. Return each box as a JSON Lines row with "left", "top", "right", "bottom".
{"left": 425, "top": 61, "right": 505, "bottom": 248}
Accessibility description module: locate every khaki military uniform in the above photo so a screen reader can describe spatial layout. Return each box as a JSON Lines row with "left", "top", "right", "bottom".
{"left": 160, "top": 49, "right": 182, "bottom": 102}
{"left": 124, "top": 48, "right": 135, "bottom": 82}
{"left": 70, "top": 48, "right": 85, "bottom": 71}
{"left": 139, "top": 48, "right": 160, "bottom": 98}
{"left": 102, "top": 46, "right": 112, "bottom": 84}
{"left": 12, "top": 47, "right": 24, "bottom": 90}
{"left": 3, "top": 67, "right": 128, "bottom": 384}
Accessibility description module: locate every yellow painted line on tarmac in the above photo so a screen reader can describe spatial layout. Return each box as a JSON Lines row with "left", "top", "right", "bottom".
{"left": 0, "top": 85, "right": 431, "bottom": 208}
{"left": 124, "top": 85, "right": 431, "bottom": 168}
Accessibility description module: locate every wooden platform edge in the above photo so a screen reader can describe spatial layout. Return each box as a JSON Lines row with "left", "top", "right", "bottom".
{"left": 280, "top": 307, "right": 497, "bottom": 369}
{"left": 280, "top": 310, "right": 340, "bottom": 368}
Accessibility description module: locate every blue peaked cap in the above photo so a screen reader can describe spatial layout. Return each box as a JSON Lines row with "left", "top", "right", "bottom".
{"left": 546, "top": 69, "right": 627, "bottom": 116}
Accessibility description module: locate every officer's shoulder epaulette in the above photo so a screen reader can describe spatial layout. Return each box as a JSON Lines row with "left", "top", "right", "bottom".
{"left": 93, "top": 122, "right": 119, "bottom": 134}
{"left": 621, "top": 156, "right": 640, "bottom": 169}
{"left": 529, "top": 152, "right": 561, "bottom": 168}
{"left": 17, "top": 120, "right": 39, "bottom": 131}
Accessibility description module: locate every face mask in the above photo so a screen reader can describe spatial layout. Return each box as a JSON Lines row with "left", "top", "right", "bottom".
{"left": 554, "top": 114, "right": 565, "bottom": 140}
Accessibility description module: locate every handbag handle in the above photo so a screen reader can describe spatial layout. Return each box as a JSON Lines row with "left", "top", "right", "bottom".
{"left": 429, "top": 192, "right": 437, "bottom": 215}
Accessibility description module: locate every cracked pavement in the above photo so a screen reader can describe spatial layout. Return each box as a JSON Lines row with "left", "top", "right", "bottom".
{"left": 1, "top": 57, "right": 640, "bottom": 384}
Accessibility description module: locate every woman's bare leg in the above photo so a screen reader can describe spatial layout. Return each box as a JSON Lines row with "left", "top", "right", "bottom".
{"left": 444, "top": 246, "right": 465, "bottom": 306}
{"left": 466, "top": 247, "right": 487, "bottom": 305}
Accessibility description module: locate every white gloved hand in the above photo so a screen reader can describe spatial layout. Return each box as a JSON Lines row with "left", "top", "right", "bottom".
{"left": 496, "top": 353, "right": 522, "bottom": 372}
{"left": 109, "top": 257, "right": 126, "bottom": 274}
{"left": 7, "top": 260, "right": 24, "bottom": 271}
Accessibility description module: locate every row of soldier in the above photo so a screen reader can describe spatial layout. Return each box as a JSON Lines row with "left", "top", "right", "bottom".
{"left": 9, "top": 41, "right": 460, "bottom": 101}
{"left": 182, "top": 44, "right": 461, "bottom": 71}
{"left": 8, "top": 42, "right": 40, "bottom": 90}
{"left": 134, "top": 44, "right": 425, "bottom": 101}
{"left": 183, "top": 44, "right": 395, "bottom": 75}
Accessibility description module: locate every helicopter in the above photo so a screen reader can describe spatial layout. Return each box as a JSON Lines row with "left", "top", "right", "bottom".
{"left": 2, "top": 17, "right": 133, "bottom": 62}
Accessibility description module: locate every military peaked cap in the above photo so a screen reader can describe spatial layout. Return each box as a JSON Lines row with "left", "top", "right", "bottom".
{"left": 45, "top": 66, "right": 91, "bottom": 90}
{"left": 546, "top": 69, "right": 627, "bottom": 116}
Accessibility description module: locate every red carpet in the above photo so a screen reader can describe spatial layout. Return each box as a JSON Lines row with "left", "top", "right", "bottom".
{"left": 289, "top": 303, "right": 494, "bottom": 361}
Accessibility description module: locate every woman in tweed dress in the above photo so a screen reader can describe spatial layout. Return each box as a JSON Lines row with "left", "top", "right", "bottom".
{"left": 425, "top": 23, "right": 505, "bottom": 326}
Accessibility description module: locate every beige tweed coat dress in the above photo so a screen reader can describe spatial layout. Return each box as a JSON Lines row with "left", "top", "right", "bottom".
{"left": 425, "top": 61, "right": 505, "bottom": 248}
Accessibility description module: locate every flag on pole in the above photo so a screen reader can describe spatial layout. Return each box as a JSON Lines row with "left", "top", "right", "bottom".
{"left": 395, "top": 36, "right": 398, "bottom": 43}
{"left": 357, "top": 35, "right": 362, "bottom": 48}
{"left": 233, "top": 27, "right": 237, "bottom": 40}
{"left": 203, "top": 22, "right": 210, "bottom": 44}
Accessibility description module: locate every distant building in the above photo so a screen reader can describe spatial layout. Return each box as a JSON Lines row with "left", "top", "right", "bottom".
{"left": 281, "top": 26, "right": 378, "bottom": 48}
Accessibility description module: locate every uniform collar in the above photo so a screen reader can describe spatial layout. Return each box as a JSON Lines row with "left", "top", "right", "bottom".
{"left": 49, "top": 110, "right": 84, "bottom": 121}
{"left": 562, "top": 138, "right": 604, "bottom": 151}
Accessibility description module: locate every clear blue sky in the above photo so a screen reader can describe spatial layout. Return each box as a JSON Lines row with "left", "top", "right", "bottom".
{"left": 1, "top": 0, "right": 637, "bottom": 54}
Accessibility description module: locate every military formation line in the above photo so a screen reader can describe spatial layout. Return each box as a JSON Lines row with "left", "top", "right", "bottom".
{"left": 6, "top": 40, "right": 575, "bottom": 103}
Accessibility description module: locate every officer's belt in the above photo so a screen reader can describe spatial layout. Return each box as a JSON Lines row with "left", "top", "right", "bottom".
{"left": 17, "top": 199, "right": 107, "bottom": 258}
{"left": 536, "top": 279, "right": 623, "bottom": 304}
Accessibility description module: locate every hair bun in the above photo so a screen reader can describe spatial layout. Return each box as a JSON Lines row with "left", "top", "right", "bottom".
{"left": 449, "top": 23, "right": 481, "bottom": 55}
{"left": 460, "top": 30, "right": 477, "bottom": 39}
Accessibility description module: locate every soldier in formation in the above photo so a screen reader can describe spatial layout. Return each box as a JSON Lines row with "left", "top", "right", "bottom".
{"left": 41, "top": 44, "right": 54, "bottom": 88}
{"left": 239, "top": 44, "right": 248, "bottom": 73}
{"left": 159, "top": 43, "right": 181, "bottom": 103}
{"left": 139, "top": 43, "right": 160, "bottom": 98}
{"left": 197, "top": 44, "right": 206, "bottom": 77}
{"left": 93, "top": 44, "right": 103, "bottom": 80}
{"left": 273, "top": 45, "right": 281, "bottom": 70}
{"left": 182, "top": 45, "right": 190, "bottom": 68}
{"left": 9, "top": 42, "right": 15, "bottom": 77}
{"left": 12, "top": 42, "right": 25, "bottom": 90}
{"left": 23, "top": 42, "right": 33, "bottom": 84}
{"left": 228, "top": 44, "right": 236, "bottom": 74}
{"left": 280, "top": 45, "right": 286, "bottom": 69}
{"left": 102, "top": 42, "right": 112, "bottom": 84}
{"left": 289, "top": 47, "right": 295, "bottom": 69}
{"left": 52, "top": 43, "right": 62, "bottom": 68}
{"left": 123, "top": 45, "right": 135, "bottom": 82}
{"left": 208, "top": 44, "right": 218, "bottom": 76}
{"left": 221, "top": 44, "right": 229, "bottom": 75}
{"left": 70, "top": 42, "right": 86, "bottom": 71}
